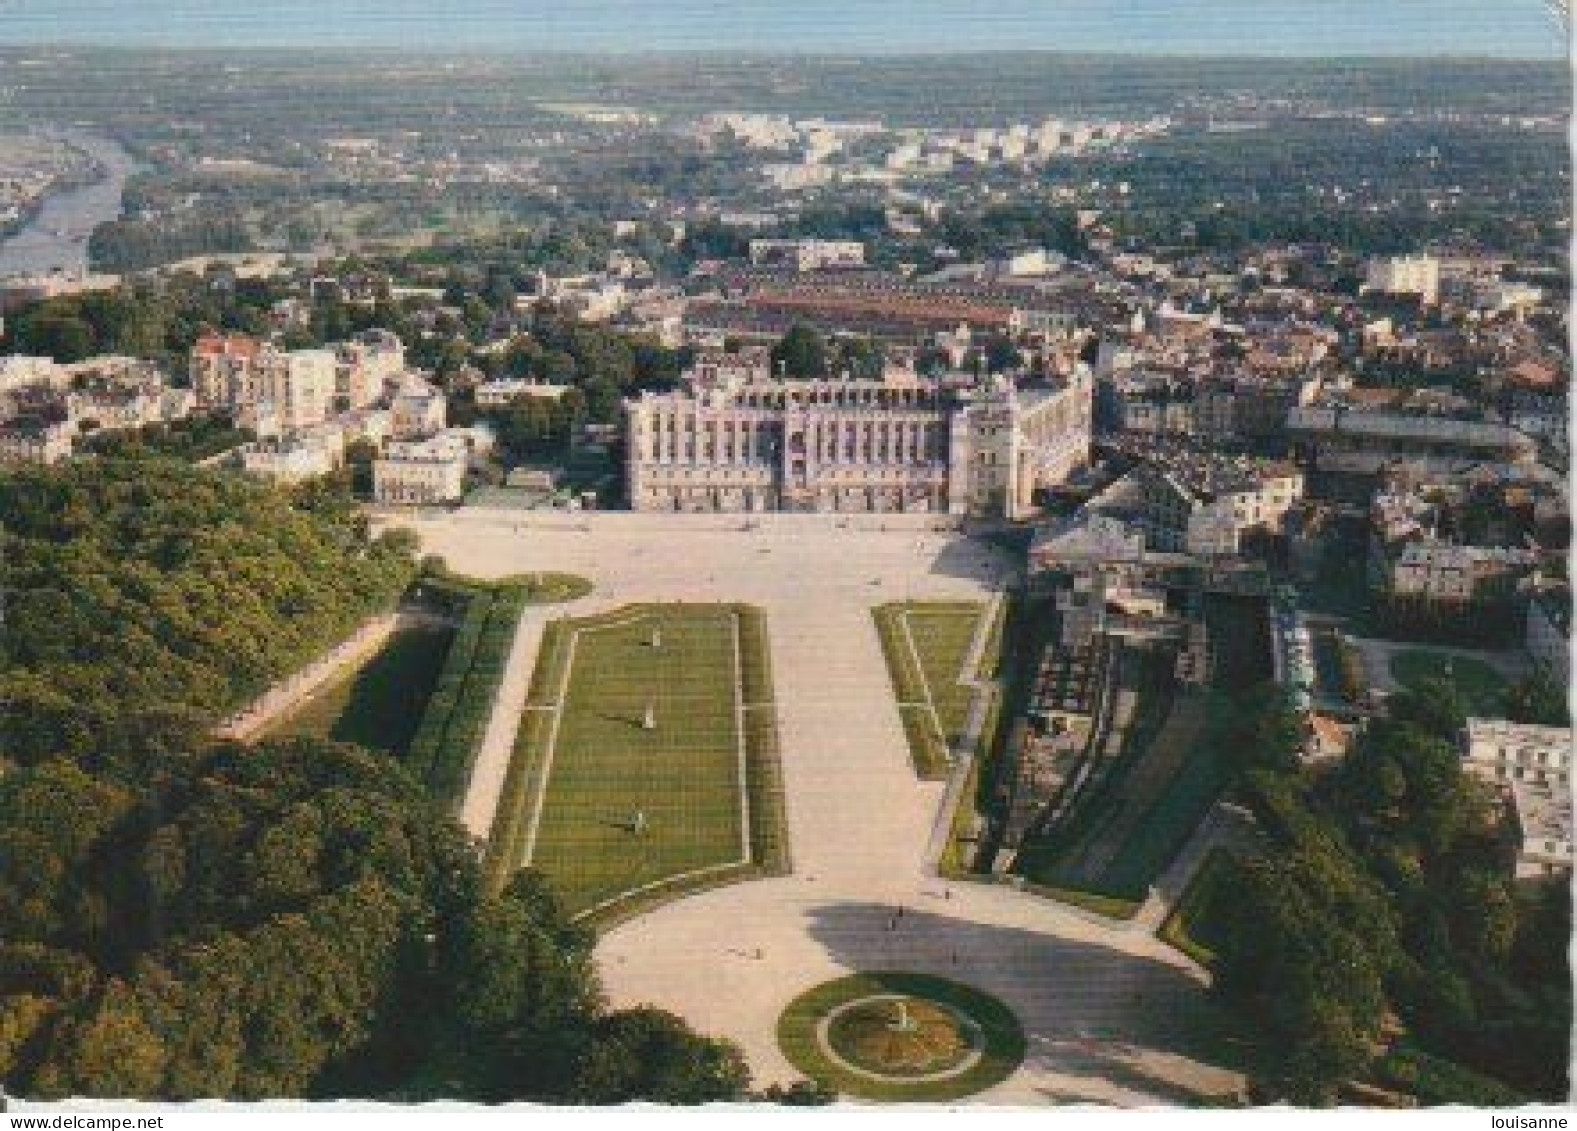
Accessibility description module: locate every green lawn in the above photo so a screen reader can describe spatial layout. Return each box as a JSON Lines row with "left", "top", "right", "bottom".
{"left": 1088, "top": 697, "right": 1235, "bottom": 901}
{"left": 487, "top": 605, "right": 785, "bottom": 920}
{"left": 267, "top": 622, "right": 454, "bottom": 759}
{"left": 1388, "top": 649, "right": 1511, "bottom": 715}
{"left": 1159, "top": 848, "right": 1235, "bottom": 967}
{"left": 777, "top": 972, "right": 1027, "bottom": 1102}
{"left": 1016, "top": 670, "right": 1233, "bottom": 907}
{"left": 873, "top": 601, "right": 987, "bottom": 779}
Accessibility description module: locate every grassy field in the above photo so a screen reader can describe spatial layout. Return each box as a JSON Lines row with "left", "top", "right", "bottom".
{"left": 873, "top": 601, "right": 987, "bottom": 780}
{"left": 486, "top": 604, "right": 786, "bottom": 920}
{"left": 1016, "top": 662, "right": 1235, "bottom": 908}
{"left": 267, "top": 621, "right": 454, "bottom": 758}
{"left": 1389, "top": 649, "right": 1511, "bottom": 715}
{"left": 1159, "top": 848, "right": 1235, "bottom": 967}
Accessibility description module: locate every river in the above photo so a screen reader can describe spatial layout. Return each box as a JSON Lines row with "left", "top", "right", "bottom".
{"left": 0, "top": 131, "right": 137, "bottom": 280}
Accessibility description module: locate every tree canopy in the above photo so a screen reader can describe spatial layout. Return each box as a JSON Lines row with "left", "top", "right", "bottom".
{"left": 0, "top": 460, "right": 755, "bottom": 1102}
{"left": 1210, "top": 681, "right": 1571, "bottom": 1104}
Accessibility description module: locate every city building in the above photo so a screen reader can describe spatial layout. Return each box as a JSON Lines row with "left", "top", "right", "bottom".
{"left": 389, "top": 373, "right": 448, "bottom": 439}
{"left": 239, "top": 425, "right": 346, "bottom": 485}
{"left": 334, "top": 328, "right": 406, "bottom": 411}
{"left": 474, "top": 378, "right": 573, "bottom": 408}
{"left": 1379, "top": 542, "right": 1540, "bottom": 608}
{"left": 0, "top": 414, "right": 75, "bottom": 465}
{"left": 1366, "top": 254, "right": 1441, "bottom": 305}
{"left": 1461, "top": 718, "right": 1574, "bottom": 880}
{"left": 373, "top": 432, "right": 470, "bottom": 505}
{"left": 1462, "top": 717, "right": 1571, "bottom": 790}
{"left": 749, "top": 239, "right": 867, "bottom": 272}
{"left": 1507, "top": 779, "right": 1572, "bottom": 880}
{"left": 193, "top": 331, "right": 410, "bottom": 429}
{"left": 0, "top": 354, "right": 195, "bottom": 463}
{"left": 1287, "top": 405, "right": 1538, "bottom": 477}
{"left": 624, "top": 366, "right": 1092, "bottom": 518}
{"left": 0, "top": 355, "right": 67, "bottom": 393}
{"left": 1092, "top": 450, "right": 1305, "bottom": 558}
{"left": 190, "top": 334, "right": 337, "bottom": 432}
{"left": 684, "top": 273, "right": 1084, "bottom": 347}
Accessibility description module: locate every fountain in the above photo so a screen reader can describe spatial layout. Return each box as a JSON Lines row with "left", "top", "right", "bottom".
{"left": 889, "top": 999, "right": 920, "bottom": 1034}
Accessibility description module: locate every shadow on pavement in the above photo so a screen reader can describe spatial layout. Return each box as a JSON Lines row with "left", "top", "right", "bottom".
{"left": 924, "top": 536, "right": 1016, "bottom": 583}
{"left": 803, "top": 900, "right": 1245, "bottom": 1104}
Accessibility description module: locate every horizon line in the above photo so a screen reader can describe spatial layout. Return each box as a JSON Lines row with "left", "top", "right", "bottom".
{"left": 0, "top": 43, "right": 1567, "bottom": 63}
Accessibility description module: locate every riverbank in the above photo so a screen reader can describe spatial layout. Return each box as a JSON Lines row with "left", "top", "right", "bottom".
{"left": 0, "top": 130, "right": 137, "bottom": 279}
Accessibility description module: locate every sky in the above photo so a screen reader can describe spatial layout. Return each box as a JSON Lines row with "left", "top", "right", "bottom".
{"left": 0, "top": 0, "right": 1568, "bottom": 58}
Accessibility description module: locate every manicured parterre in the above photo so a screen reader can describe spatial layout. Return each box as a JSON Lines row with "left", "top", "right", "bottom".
{"left": 485, "top": 604, "right": 787, "bottom": 922}
{"left": 872, "top": 601, "right": 987, "bottom": 779}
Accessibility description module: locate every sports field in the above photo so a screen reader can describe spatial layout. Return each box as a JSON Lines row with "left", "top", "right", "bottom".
{"left": 873, "top": 602, "right": 987, "bottom": 779}
{"left": 486, "top": 604, "right": 785, "bottom": 919}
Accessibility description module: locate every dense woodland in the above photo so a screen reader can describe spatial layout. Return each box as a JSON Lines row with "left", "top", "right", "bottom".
{"left": 0, "top": 460, "right": 764, "bottom": 1102}
{"left": 1208, "top": 683, "right": 1571, "bottom": 1104}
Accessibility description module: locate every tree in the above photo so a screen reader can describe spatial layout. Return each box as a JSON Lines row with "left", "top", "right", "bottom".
{"left": 1212, "top": 848, "right": 1396, "bottom": 1104}
{"left": 569, "top": 1008, "right": 750, "bottom": 1105}
{"left": 1505, "top": 675, "right": 1570, "bottom": 727}
{"left": 15, "top": 309, "right": 95, "bottom": 362}
{"left": 31, "top": 981, "right": 167, "bottom": 1100}
{"left": 1386, "top": 677, "right": 1468, "bottom": 743}
{"left": 771, "top": 325, "right": 829, "bottom": 380}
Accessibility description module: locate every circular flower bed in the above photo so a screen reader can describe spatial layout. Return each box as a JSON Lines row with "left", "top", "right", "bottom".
{"left": 777, "top": 972, "right": 1026, "bottom": 1101}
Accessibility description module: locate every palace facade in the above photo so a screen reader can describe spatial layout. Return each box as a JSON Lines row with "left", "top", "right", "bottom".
{"left": 625, "top": 362, "right": 1091, "bottom": 519}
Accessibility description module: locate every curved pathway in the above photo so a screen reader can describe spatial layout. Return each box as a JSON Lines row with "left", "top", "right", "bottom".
{"left": 385, "top": 511, "right": 1244, "bottom": 1106}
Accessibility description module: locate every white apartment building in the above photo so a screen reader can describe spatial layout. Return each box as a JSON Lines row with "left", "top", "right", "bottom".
{"left": 1508, "top": 779, "right": 1572, "bottom": 880}
{"left": 270, "top": 349, "right": 337, "bottom": 432}
{"left": 390, "top": 373, "right": 447, "bottom": 439}
{"left": 1462, "top": 718, "right": 1574, "bottom": 880}
{"left": 748, "top": 239, "right": 867, "bottom": 272}
{"left": 1366, "top": 255, "right": 1441, "bottom": 305}
{"left": 189, "top": 334, "right": 336, "bottom": 431}
{"left": 373, "top": 433, "right": 469, "bottom": 505}
{"left": 239, "top": 424, "right": 346, "bottom": 485}
{"left": 335, "top": 329, "right": 405, "bottom": 411}
{"left": 192, "top": 331, "right": 407, "bottom": 429}
{"left": 1463, "top": 717, "right": 1571, "bottom": 790}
